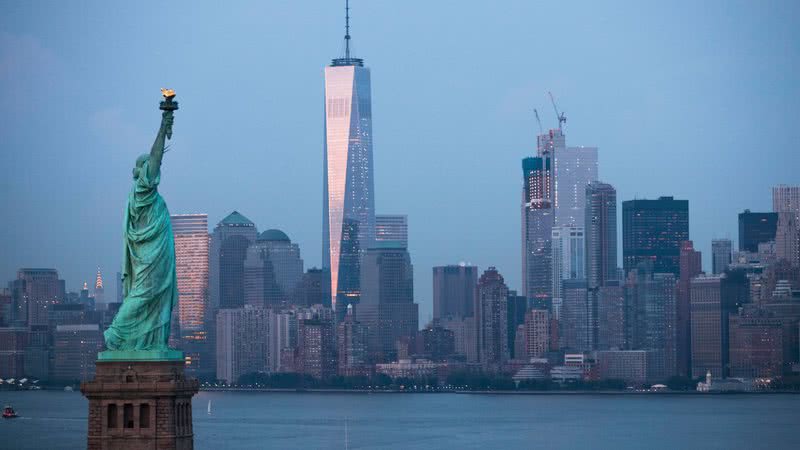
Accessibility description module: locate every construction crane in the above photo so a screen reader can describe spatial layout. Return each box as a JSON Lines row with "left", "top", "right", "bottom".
{"left": 548, "top": 91, "right": 567, "bottom": 131}
{"left": 534, "top": 108, "right": 543, "bottom": 134}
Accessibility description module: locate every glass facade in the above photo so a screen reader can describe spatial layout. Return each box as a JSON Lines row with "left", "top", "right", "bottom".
{"left": 323, "top": 63, "right": 376, "bottom": 311}
{"left": 622, "top": 197, "right": 689, "bottom": 277}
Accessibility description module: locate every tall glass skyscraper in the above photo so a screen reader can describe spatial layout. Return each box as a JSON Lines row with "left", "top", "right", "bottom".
{"left": 323, "top": 3, "right": 376, "bottom": 312}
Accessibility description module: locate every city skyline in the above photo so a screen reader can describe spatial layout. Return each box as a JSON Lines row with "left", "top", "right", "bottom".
{"left": 1, "top": 1, "right": 799, "bottom": 324}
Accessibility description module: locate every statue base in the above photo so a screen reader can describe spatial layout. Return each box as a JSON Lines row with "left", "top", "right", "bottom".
{"left": 98, "top": 349, "right": 185, "bottom": 361}
{"left": 80, "top": 359, "right": 199, "bottom": 450}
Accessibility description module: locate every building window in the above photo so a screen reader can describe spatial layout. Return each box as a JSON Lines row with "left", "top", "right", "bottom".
{"left": 124, "top": 403, "right": 134, "bottom": 428}
{"left": 140, "top": 404, "right": 150, "bottom": 428}
{"left": 107, "top": 404, "right": 118, "bottom": 428}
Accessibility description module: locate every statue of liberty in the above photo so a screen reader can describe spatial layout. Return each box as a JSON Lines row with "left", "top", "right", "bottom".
{"left": 101, "top": 89, "right": 182, "bottom": 360}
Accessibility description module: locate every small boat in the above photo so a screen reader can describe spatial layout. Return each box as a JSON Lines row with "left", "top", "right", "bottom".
{"left": 3, "top": 405, "right": 18, "bottom": 419}
{"left": 207, "top": 400, "right": 212, "bottom": 415}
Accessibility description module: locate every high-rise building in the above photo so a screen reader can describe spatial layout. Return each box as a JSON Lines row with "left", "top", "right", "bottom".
{"left": 625, "top": 265, "right": 677, "bottom": 381}
{"left": 585, "top": 182, "right": 617, "bottom": 289}
{"left": 356, "top": 242, "right": 418, "bottom": 362}
{"left": 690, "top": 275, "right": 723, "bottom": 378}
{"left": 559, "top": 279, "right": 591, "bottom": 352}
{"left": 268, "top": 309, "right": 297, "bottom": 373}
{"left": 552, "top": 226, "right": 585, "bottom": 300}
{"left": 52, "top": 324, "right": 103, "bottom": 382}
{"left": 596, "top": 282, "right": 625, "bottom": 350}
{"left": 773, "top": 185, "right": 800, "bottom": 220}
{"left": 336, "top": 305, "right": 367, "bottom": 376}
{"left": 14, "top": 268, "right": 65, "bottom": 327}
{"left": 518, "top": 308, "right": 550, "bottom": 360}
{"left": 477, "top": 267, "right": 509, "bottom": 368}
{"left": 711, "top": 239, "right": 732, "bottom": 275}
{"left": 506, "top": 291, "right": 528, "bottom": 360}
{"left": 323, "top": 6, "right": 376, "bottom": 312}
{"left": 676, "top": 240, "right": 702, "bottom": 377}
{"left": 210, "top": 211, "right": 258, "bottom": 310}
{"left": 375, "top": 215, "right": 408, "bottom": 248}
{"left": 738, "top": 210, "right": 778, "bottom": 253}
{"left": 622, "top": 197, "right": 689, "bottom": 277}
{"left": 93, "top": 268, "right": 105, "bottom": 310}
{"left": 293, "top": 268, "right": 332, "bottom": 308}
{"left": 728, "top": 311, "right": 784, "bottom": 378}
{"left": 171, "top": 213, "right": 211, "bottom": 378}
{"left": 522, "top": 156, "right": 554, "bottom": 300}
{"left": 432, "top": 264, "right": 478, "bottom": 320}
{"left": 775, "top": 212, "right": 800, "bottom": 267}
{"left": 244, "top": 229, "right": 304, "bottom": 308}
{"left": 297, "top": 317, "right": 337, "bottom": 380}
{"left": 215, "top": 307, "right": 270, "bottom": 384}
{"left": 554, "top": 146, "right": 598, "bottom": 227}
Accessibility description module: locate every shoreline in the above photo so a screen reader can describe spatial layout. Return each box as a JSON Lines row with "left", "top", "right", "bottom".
{"left": 196, "top": 387, "right": 800, "bottom": 395}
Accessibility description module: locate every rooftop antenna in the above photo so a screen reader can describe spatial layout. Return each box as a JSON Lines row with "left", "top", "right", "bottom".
{"left": 548, "top": 91, "right": 567, "bottom": 131}
{"left": 534, "top": 108, "right": 544, "bottom": 134}
{"left": 345, "top": 0, "right": 351, "bottom": 61}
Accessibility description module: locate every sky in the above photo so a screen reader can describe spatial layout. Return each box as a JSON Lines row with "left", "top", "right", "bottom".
{"left": 1, "top": 0, "right": 799, "bottom": 323}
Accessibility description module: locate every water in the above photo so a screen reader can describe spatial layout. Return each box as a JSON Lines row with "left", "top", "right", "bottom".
{"left": 1, "top": 390, "right": 798, "bottom": 449}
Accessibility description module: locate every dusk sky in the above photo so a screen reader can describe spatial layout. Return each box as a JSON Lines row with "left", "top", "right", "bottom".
{"left": 1, "top": 0, "right": 798, "bottom": 322}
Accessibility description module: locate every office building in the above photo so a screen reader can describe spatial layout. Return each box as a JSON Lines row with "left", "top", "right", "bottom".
{"left": 210, "top": 211, "right": 258, "bottom": 310}
{"left": 522, "top": 156, "right": 554, "bottom": 300}
{"left": 596, "top": 282, "right": 625, "bottom": 350}
{"left": 585, "top": 182, "right": 618, "bottom": 289}
{"left": 518, "top": 308, "right": 550, "bottom": 360}
{"left": 738, "top": 210, "right": 778, "bottom": 253}
{"left": 729, "top": 312, "right": 784, "bottom": 378}
{"left": 559, "top": 279, "right": 591, "bottom": 352}
{"left": 14, "top": 268, "right": 65, "bottom": 326}
{"left": 594, "top": 350, "right": 648, "bottom": 384}
{"left": 52, "top": 324, "right": 103, "bottom": 382}
{"left": 622, "top": 197, "right": 689, "bottom": 277}
{"left": 677, "top": 241, "right": 702, "bottom": 377}
{"left": 357, "top": 242, "right": 419, "bottom": 362}
{"left": 554, "top": 145, "right": 598, "bottom": 227}
{"left": 293, "top": 268, "right": 332, "bottom": 308}
{"left": 375, "top": 214, "right": 408, "bottom": 248}
{"left": 337, "top": 305, "right": 368, "bottom": 376}
{"left": 552, "top": 226, "right": 585, "bottom": 300}
{"left": 690, "top": 275, "right": 723, "bottom": 378}
{"left": 477, "top": 267, "right": 509, "bottom": 368}
{"left": 297, "top": 317, "right": 337, "bottom": 380}
{"left": 711, "top": 239, "right": 732, "bottom": 275}
{"left": 93, "top": 268, "right": 105, "bottom": 311}
{"left": 171, "top": 214, "right": 211, "bottom": 377}
{"left": 507, "top": 291, "right": 528, "bottom": 359}
{"left": 322, "top": 8, "right": 376, "bottom": 312}
{"left": 244, "top": 229, "right": 304, "bottom": 308}
{"left": 215, "top": 307, "right": 270, "bottom": 384}
{"left": 432, "top": 264, "right": 477, "bottom": 320}
{"left": 0, "top": 327, "right": 27, "bottom": 378}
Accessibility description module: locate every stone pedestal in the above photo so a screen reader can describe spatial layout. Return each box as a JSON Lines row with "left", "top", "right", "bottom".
{"left": 80, "top": 359, "right": 199, "bottom": 450}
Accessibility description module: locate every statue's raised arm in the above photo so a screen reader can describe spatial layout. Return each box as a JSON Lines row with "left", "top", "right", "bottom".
{"left": 148, "top": 89, "right": 178, "bottom": 180}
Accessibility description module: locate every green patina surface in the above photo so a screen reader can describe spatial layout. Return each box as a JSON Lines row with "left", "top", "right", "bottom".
{"left": 98, "top": 349, "right": 184, "bottom": 361}
{"left": 99, "top": 93, "right": 181, "bottom": 361}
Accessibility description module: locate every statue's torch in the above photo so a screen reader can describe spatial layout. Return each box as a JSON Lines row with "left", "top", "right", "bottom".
{"left": 159, "top": 88, "right": 178, "bottom": 140}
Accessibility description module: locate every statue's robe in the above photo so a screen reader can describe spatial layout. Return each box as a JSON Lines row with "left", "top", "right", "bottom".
{"left": 104, "top": 159, "right": 177, "bottom": 350}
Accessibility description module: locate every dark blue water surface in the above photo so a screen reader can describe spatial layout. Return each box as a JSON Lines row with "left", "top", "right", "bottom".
{"left": 1, "top": 390, "right": 798, "bottom": 449}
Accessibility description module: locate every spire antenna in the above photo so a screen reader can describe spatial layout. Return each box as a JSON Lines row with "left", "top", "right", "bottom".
{"left": 345, "top": 0, "right": 351, "bottom": 60}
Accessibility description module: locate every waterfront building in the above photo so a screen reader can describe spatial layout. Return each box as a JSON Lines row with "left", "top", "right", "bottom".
{"left": 0, "top": 327, "right": 27, "bottom": 378}
{"left": 356, "top": 242, "right": 418, "bottom": 362}
{"left": 676, "top": 240, "right": 702, "bottom": 377}
{"left": 518, "top": 309, "right": 550, "bottom": 360}
{"left": 522, "top": 155, "right": 554, "bottom": 300}
{"left": 268, "top": 309, "right": 297, "bottom": 373}
{"left": 375, "top": 215, "right": 408, "bottom": 248}
{"left": 375, "top": 359, "right": 445, "bottom": 380}
{"left": 416, "top": 321, "right": 456, "bottom": 362}
{"left": 738, "top": 210, "right": 778, "bottom": 253}
{"left": 728, "top": 312, "right": 784, "bottom": 378}
{"left": 297, "top": 317, "right": 337, "bottom": 380}
{"left": 477, "top": 268, "right": 510, "bottom": 368}
{"left": 322, "top": 7, "right": 376, "bottom": 312}
{"left": 712, "top": 239, "right": 732, "bottom": 275}
{"left": 432, "top": 264, "right": 478, "bottom": 320}
{"left": 336, "top": 305, "right": 368, "bottom": 376}
{"left": 215, "top": 307, "right": 270, "bottom": 384}
{"left": 690, "top": 275, "right": 724, "bottom": 378}
{"left": 506, "top": 292, "right": 528, "bottom": 359}
{"left": 210, "top": 211, "right": 258, "bottom": 310}
{"left": 622, "top": 197, "right": 689, "bottom": 277}
{"left": 52, "top": 324, "right": 103, "bottom": 382}
{"left": 14, "top": 268, "right": 65, "bottom": 326}
{"left": 594, "top": 350, "right": 648, "bottom": 384}
{"left": 171, "top": 214, "right": 211, "bottom": 378}
{"left": 440, "top": 316, "right": 478, "bottom": 363}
